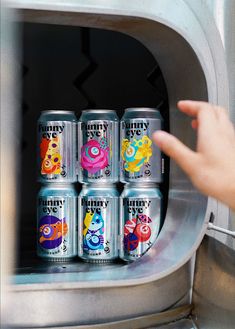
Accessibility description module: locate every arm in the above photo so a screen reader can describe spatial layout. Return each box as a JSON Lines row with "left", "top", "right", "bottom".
{"left": 152, "top": 100, "right": 235, "bottom": 211}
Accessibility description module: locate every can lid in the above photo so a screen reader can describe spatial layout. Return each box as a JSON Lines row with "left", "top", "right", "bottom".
{"left": 41, "top": 183, "right": 76, "bottom": 188}
{"left": 83, "top": 182, "right": 117, "bottom": 187}
{"left": 124, "top": 108, "right": 159, "bottom": 113}
{"left": 125, "top": 182, "right": 160, "bottom": 188}
{"left": 41, "top": 110, "right": 75, "bottom": 114}
{"left": 82, "top": 109, "right": 117, "bottom": 113}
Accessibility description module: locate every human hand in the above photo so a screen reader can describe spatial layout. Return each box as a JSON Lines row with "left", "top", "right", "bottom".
{"left": 152, "top": 100, "right": 235, "bottom": 210}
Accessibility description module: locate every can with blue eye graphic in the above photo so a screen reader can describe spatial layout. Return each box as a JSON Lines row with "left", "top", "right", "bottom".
{"left": 78, "top": 184, "right": 119, "bottom": 263}
{"left": 37, "top": 184, "right": 77, "bottom": 261}
{"left": 37, "top": 110, "right": 77, "bottom": 183}
{"left": 120, "top": 108, "right": 163, "bottom": 183}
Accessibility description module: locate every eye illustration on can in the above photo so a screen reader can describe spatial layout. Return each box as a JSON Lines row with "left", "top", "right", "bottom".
{"left": 81, "top": 138, "right": 109, "bottom": 174}
{"left": 123, "top": 214, "right": 152, "bottom": 252}
{"left": 38, "top": 216, "right": 68, "bottom": 249}
{"left": 40, "top": 136, "right": 62, "bottom": 175}
{"left": 121, "top": 136, "right": 152, "bottom": 173}
{"left": 83, "top": 210, "right": 105, "bottom": 250}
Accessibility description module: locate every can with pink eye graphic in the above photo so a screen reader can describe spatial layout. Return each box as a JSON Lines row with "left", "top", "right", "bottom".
{"left": 120, "top": 183, "right": 162, "bottom": 262}
{"left": 78, "top": 110, "right": 119, "bottom": 183}
{"left": 37, "top": 184, "right": 77, "bottom": 261}
{"left": 37, "top": 110, "right": 77, "bottom": 183}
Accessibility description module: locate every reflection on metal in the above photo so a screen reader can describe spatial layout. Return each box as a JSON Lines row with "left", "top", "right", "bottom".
{"left": 13, "top": 305, "right": 192, "bottom": 329}
{"left": 193, "top": 236, "right": 235, "bottom": 329}
{"left": 150, "top": 318, "right": 197, "bottom": 329}
{"left": 10, "top": 261, "right": 191, "bottom": 327}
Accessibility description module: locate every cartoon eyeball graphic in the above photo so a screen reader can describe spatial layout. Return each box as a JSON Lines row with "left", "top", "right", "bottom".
{"left": 135, "top": 223, "right": 151, "bottom": 242}
{"left": 89, "top": 146, "right": 100, "bottom": 158}
{"left": 86, "top": 235, "right": 102, "bottom": 250}
{"left": 126, "top": 146, "right": 135, "bottom": 158}
{"left": 42, "top": 158, "right": 57, "bottom": 174}
{"left": 42, "top": 225, "right": 53, "bottom": 238}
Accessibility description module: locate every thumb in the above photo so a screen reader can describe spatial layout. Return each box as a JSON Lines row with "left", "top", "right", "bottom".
{"left": 152, "top": 131, "right": 198, "bottom": 176}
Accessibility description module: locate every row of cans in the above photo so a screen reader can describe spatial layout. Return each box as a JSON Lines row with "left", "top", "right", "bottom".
{"left": 37, "top": 183, "right": 162, "bottom": 262}
{"left": 38, "top": 108, "right": 163, "bottom": 184}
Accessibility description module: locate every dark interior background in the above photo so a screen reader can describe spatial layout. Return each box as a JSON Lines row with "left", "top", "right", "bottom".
{"left": 19, "top": 22, "right": 169, "bottom": 267}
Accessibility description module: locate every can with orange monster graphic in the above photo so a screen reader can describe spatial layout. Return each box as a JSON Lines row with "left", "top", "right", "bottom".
{"left": 37, "top": 184, "right": 77, "bottom": 261}
{"left": 120, "top": 108, "right": 163, "bottom": 183}
{"left": 37, "top": 110, "right": 77, "bottom": 183}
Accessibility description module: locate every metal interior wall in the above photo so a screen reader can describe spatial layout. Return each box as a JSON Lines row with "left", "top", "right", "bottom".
{"left": 13, "top": 0, "right": 214, "bottom": 285}
{"left": 2, "top": 0, "right": 232, "bottom": 327}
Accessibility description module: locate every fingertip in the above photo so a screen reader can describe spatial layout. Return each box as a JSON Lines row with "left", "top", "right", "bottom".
{"left": 152, "top": 130, "right": 170, "bottom": 147}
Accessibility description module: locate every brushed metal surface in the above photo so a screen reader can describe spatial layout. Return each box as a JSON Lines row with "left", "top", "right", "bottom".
{"left": 185, "top": 0, "right": 235, "bottom": 249}
{"left": 10, "top": 262, "right": 191, "bottom": 327}
{"left": 193, "top": 235, "right": 235, "bottom": 329}
{"left": 11, "top": 0, "right": 216, "bottom": 285}
{"left": 1, "top": 0, "right": 233, "bottom": 327}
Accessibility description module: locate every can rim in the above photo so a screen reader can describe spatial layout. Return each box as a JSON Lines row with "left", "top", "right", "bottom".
{"left": 41, "top": 110, "right": 75, "bottom": 114}
{"left": 125, "top": 182, "right": 160, "bottom": 188}
{"left": 82, "top": 109, "right": 117, "bottom": 113}
{"left": 124, "top": 108, "right": 159, "bottom": 112}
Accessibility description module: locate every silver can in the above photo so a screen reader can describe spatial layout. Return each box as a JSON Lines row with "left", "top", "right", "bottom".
{"left": 37, "top": 110, "right": 77, "bottom": 183}
{"left": 78, "top": 110, "right": 119, "bottom": 183}
{"left": 120, "top": 183, "right": 162, "bottom": 261}
{"left": 120, "top": 108, "right": 163, "bottom": 183}
{"left": 37, "top": 184, "right": 77, "bottom": 261}
{"left": 78, "top": 184, "right": 119, "bottom": 263}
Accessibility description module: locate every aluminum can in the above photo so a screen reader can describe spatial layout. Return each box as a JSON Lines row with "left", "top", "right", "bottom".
{"left": 120, "top": 108, "right": 163, "bottom": 183}
{"left": 37, "top": 184, "right": 77, "bottom": 261}
{"left": 119, "top": 183, "right": 162, "bottom": 261}
{"left": 37, "top": 110, "right": 77, "bottom": 183}
{"left": 78, "top": 184, "right": 119, "bottom": 263}
{"left": 78, "top": 110, "right": 119, "bottom": 183}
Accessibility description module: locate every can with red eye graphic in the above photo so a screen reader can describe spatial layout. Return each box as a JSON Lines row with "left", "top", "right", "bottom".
{"left": 119, "top": 183, "right": 162, "bottom": 262}
{"left": 37, "top": 184, "right": 77, "bottom": 261}
{"left": 37, "top": 110, "right": 77, "bottom": 183}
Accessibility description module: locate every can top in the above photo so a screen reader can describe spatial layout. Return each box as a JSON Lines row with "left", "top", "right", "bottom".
{"left": 82, "top": 109, "right": 117, "bottom": 114}
{"left": 79, "top": 109, "right": 119, "bottom": 121}
{"left": 41, "top": 110, "right": 75, "bottom": 114}
{"left": 125, "top": 182, "right": 160, "bottom": 188}
{"left": 82, "top": 182, "right": 117, "bottom": 188}
{"left": 123, "top": 107, "right": 163, "bottom": 120}
{"left": 125, "top": 107, "right": 158, "bottom": 113}
{"left": 40, "top": 183, "right": 76, "bottom": 188}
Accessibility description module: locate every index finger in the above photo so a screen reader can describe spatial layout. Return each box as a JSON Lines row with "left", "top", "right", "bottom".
{"left": 177, "top": 100, "right": 215, "bottom": 118}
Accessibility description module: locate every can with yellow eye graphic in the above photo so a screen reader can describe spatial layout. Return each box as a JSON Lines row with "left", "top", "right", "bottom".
{"left": 120, "top": 108, "right": 163, "bottom": 183}
{"left": 37, "top": 110, "right": 77, "bottom": 183}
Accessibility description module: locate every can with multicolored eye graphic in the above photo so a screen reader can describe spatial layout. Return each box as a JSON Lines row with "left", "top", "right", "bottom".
{"left": 78, "top": 184, "right": 119, "bottom": 263}
{"left": 119, "top": 183, "right": 162, "bottom": 262}
{"left": 37, "top": 184, "right": 77, "bottom": 261}
{"left": 37, "top": 110, "right": 77, "bottom": 183}
{"left": 120, "top": 108, "right": 163, "bottom": 183}
{"left": 78, "top": 110, "right": 119, "bottom": 184}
